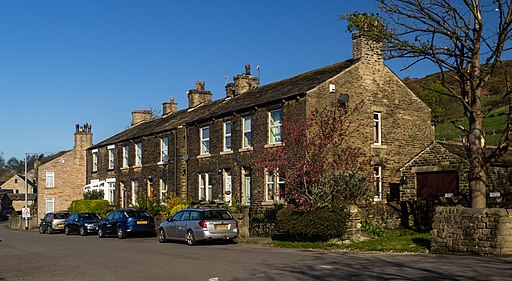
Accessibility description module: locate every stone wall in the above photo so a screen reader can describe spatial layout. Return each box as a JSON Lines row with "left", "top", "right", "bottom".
{"left": 431, "top": 206, "right": 512, "bottom": 255}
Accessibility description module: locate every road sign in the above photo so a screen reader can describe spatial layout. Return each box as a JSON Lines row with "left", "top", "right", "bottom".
{"left": 22, "top": 207, "right": 30, "bottom": 218}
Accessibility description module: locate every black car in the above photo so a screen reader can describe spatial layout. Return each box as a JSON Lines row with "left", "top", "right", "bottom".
{"left": 64, "top": 212, "right": 102, "bottom": 236}
{"left": 98, "top": 209, "right": 155, "bottom": 239}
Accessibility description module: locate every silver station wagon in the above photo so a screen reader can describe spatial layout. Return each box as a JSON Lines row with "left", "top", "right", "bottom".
{"left": 158, "top": 208, "right": 239, "bottom": 245}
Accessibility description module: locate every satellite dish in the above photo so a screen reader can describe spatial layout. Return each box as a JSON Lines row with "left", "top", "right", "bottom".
{"left": 339, "top": 93, "right": 349, "bottom": 104}
{"left": 182, "top": 154, "right": 189, "bottom": 161}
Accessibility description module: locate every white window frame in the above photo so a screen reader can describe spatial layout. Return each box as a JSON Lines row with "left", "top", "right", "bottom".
{"left": 92, "top": 149, "right": 98, "bottom": 172}
{"left": 265, "top": 170, "right": 285, "bottom": 202}
{"left": 108, "top": 145, "right": 115, "bottom": 170}
{"left": 374, "top": 166, "right": 382, "bottom": 201}
{"left": 223, "top": 121, "right": 232, "bottom": 151}
{"left": 269, "top": 109, "right": 283, "bottom": 144}
{"left": 159, "top": 178, "right": 167, "bottom": 202}
{"left": 45, "top": 198, "right": 54, "bottom": 214}
{"left": 45, "top": 171, "right": 54, "bottom": 188}
{"left": 243, "top": 168, "right": 251, "bottom": 206}
{"left": 122, "top": 145, "right": 129, "bottom": 168}
{"left": 106, "top": 178, "right": 116, "bottom": 203}
{"left": 135, "top": 143, "right": 142, "bottom": 166}
{"left": 200, "top": 126, "right": 210, "bottom": 155}
{"left": 243, "top": 116, "right": 252, "bottom": 148}
{"left": 131, "top": 180, "right": 139, "bottom": 206}
{"left": 161, "top": 137, "right": 169, "bottom": 163}
{"left": 373, "top": 112, "right": 382, "bottom": 145}
{"left": 198, "top": 173, "right": 212, "bottom": 201}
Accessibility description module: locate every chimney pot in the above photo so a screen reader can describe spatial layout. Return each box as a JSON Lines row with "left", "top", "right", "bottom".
{"left": 245, "top": 64, "right": 251, "bottom": 75}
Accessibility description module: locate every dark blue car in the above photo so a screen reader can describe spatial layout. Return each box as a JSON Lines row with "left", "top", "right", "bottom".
{"left": 64, "top": 212, "right": 102, "bottom": 236}
{"left": 98, "top": 209, "right": 155, "bottom": 239}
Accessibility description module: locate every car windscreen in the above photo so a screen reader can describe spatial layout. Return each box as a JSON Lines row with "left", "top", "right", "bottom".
{"left": 125, "top": 211, "right": 151, "bottom": 218}
{"left": 79, "top": 213, "right": 101, "bottom": 220}
{"left": 54, "top": 213, "right": 69, "bottom": 219}
{"left": 204, "top": 210, "right": 233, "bottom": 220}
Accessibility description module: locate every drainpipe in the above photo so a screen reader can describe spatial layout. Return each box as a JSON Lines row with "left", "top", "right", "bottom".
{"left": 173, "top": 130, "right": 177, "bottom": 196}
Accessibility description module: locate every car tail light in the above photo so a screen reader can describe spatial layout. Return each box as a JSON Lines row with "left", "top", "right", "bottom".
{"left": 51, "top": 213, "right": 55, "bottom": 221}
{"left": 198, "top": 220, "right": 207, "bottom": 229}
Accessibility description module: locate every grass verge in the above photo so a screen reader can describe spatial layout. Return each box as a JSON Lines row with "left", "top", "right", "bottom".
{"left": 271, "top": 227, "right": 431, "bottom": 253}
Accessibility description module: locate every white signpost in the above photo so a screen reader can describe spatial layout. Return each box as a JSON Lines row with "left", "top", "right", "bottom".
{"left": 22, "top": 207, "right": 30, "bottom": 219}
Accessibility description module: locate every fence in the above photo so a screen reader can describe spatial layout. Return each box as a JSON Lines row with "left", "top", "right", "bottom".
{"left": 249, "top": 207, "right": 279, "bottom": 237}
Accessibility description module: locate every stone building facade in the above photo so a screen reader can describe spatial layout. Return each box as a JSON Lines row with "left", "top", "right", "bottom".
{"left": 0, "top": 174, "right": 37, "bottom": 211}
{"left": 37, "top": 124, "right": 92, "bottom": 220}
{"left": 86, "top": 33, "right": 433, "bottom": 209}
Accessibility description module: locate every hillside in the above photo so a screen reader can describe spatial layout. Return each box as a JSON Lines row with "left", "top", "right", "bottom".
{"left": 403, "top": 61, "right": 512, "bottom": 146}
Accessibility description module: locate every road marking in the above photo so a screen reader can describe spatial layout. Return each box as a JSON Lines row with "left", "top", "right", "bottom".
{"left": 209, "top": 278, "right": 219, "bottom": 281}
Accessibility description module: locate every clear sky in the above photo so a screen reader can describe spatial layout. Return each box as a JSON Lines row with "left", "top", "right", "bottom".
{"left": 0, "top": 0, "right": 437, "bottom": 160}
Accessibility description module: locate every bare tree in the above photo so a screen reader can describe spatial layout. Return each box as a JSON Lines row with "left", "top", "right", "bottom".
{"left": 377, "top": 0, "right": 512, "bottom": 208}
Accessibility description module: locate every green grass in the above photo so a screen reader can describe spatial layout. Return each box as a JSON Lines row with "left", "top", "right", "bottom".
{"left": 271, "top": 228, "right": 431, "bottom": 253}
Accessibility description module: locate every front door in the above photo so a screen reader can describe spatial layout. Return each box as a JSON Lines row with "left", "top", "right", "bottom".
{"left": 416, "top": 171, "right": 459, "bottom": 226}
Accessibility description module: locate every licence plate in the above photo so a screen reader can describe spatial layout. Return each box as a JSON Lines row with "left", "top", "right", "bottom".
{"left": 137, "top": 221, "right": 148, "bottom": 225}
{"left": 216, "top": 224, "right": 228, "bottom": 229}
{"left": 58, "top": 224, "right": 64, "bottom": 227}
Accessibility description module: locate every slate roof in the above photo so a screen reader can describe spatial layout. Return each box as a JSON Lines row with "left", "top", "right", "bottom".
{"left": 438, "top": 141, "right": 512, "bottom": 167}
{"left": 91, "top": 59, "right": 358, "bottom": 149}
{"left": 7, "top": 193, "right": 37, "bottom": 201}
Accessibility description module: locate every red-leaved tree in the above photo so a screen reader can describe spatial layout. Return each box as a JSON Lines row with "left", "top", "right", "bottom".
{"left": 250, "top": 100, "right": 373, "bottom": 210}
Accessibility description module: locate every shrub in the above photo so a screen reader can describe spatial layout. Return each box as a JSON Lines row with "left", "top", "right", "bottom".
{"left": 83, "top": 190, "right": 104, "bottom": 200}
{"left": 160, "top": 196, "right": 187, "bottom": 217}
{"left": 361, "top": 219, "right": 383, "bottom": 237}
{"left": 135, "top": 196, "right": 163, "bottom": 217}
{"left": 275, "top": 205, "right": 348, "bottom": 242}
{"left": 70, "top": 200, "right": 110, "bottom": 217}
{"left": 168, "top": 204, "right": 187, "bottom": 217}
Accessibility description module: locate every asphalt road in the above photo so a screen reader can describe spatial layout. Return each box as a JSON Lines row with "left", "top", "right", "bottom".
{"left": 1, "top": 222, "right": 512, "bottom": 281}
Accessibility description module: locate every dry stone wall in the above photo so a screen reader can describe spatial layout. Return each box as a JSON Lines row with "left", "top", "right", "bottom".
{"left": 432, "top": 206, "right": 512, "bottom": 255}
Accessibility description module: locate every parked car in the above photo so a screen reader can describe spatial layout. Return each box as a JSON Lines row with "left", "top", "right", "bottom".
{"left": 39, "top": 212, "right": 70, "bottom": 234}
{"left": 158, "top": 207, "right": 239, "bottom": 246}
{"left": 0, "top": 209, "right": 13, "bottom": 221}
{"left": 64, "top": 212, "right": 102, "bottom": 236}
{"left": 97, "top": 209, "right": 155, "bottom": 239}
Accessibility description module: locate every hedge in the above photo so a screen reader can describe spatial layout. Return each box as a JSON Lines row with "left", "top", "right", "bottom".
{"left": 69, "top": 200, "right": 110, "bottom": 217}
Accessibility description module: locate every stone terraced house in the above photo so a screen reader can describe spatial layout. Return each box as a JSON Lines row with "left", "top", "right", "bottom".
{"left": 86, "top": 34, "right": 434, "bottom": 210}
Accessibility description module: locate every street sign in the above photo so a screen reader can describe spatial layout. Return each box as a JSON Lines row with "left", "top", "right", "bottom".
{"left": 22, "top": 207, "right": 30, "bottom": 218}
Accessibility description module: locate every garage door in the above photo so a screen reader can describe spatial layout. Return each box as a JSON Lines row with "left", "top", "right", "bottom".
{"left": 416, "top": 171, "right": 459, "bottom": 227}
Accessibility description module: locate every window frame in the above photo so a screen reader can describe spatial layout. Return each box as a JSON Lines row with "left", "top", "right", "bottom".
{"left": 223, "top": 121, "right": 232, "bottom": 151}
{"left": 373, "top": 112, "right": 382, "bottom": 145}
{"left": 108, "top": 145, "right": 115, "bottom": 170}
{"left": 268, "top": 109, "right": 283, "bottom": 144}
{"left": 200, "top": 126, "right": 210, "bottom": 155}
{"left": 135, "top": 142, "right": 142, "bottom": 166}
{"left": 131, "top": 180, "right": 139, "bottom": 206}
{"left": 92, "top": 149, "right": 98, "bottom": 172}
{"left": 122, "top": 145, "right": 129, "bottom": 168}
{"left": 374, "top": 165, "right": 382, "bottom": 201}
{"left": 45, "top": 198, "right": 55, "bottom": 214}
{"left": 265, "top": 170, "right": 285, "bottom": 202}
{"left": 198, "top": 173, "right": 212, "bottom": 201}
{"left": 45, "top": 171, "right": 54, "bottom": 188}
{"left": 159, "top": 178, "right": 167, "bottom": 201}
{"left": 243, "top": 116, "right": 252, "bottom": 148}
{"left": 160, "top": 137, "right": 169, "bottom": 163}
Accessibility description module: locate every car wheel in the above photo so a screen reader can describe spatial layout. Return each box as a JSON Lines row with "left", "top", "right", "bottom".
{"left": 117, "top": 226, "right": 126, "bottom": 239}
{"left": 158, "top": 228, "right": 167, "bottom": 243}
{"left": 186, "top": 230, "right": 197, "bottom": 246}
{"left": 64, "top": 226, "right": 70, "bottom": 235}
{"left": 80, "top": 226, "right": 87, "bottom": 236}
{"left": 39, "top": 226, "right": 45, "bottom": 234}
{"left": 98, "top": 227, "right": 105, "bottom": 238}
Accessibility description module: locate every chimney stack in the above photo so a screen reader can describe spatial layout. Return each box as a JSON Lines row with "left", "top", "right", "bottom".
{"left": 131, "top": 110, "right": 153, "bottom": 126}
{"left": 352, "top": 32, "right": 383, "bottom": 64}
{"left": 163, "top": 96, "right": 178, "bottom": 116}
{"left": 188, "top": 81, "right": 212, "bottom": 108}
{"left": 226, "top": 64, "right": 260, "bottom": 97}
{"left": 74, "top": 123, "right": 93, "bottom": 150}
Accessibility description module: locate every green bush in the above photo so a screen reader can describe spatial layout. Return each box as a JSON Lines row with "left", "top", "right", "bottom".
{"left": 361, "top": 219, "right": 383, "bottom": 237}
{"left": 160, "top": 196, "right": 187, "bottom": 217}
{"left": 83, "top": 190, "right": 105, "bottom": 200}
{"left": 70, "top": 200, "right": 110, "bottom": 217}
{"left": 275, "top": 205, "right": 348, "bottom": 242}
{"left": 168, "top": 204, "right": 187, "bottom": 217}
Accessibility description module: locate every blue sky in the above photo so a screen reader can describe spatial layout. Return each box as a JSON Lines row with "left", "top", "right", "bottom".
{"left": 0, "top": 0, "right": 437, "bottom": 160}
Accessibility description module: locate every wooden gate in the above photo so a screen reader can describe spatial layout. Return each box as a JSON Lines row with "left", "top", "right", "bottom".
{"left": 416, "top": 171, "right": 459, "bottom": 227}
